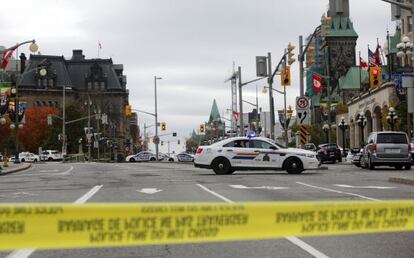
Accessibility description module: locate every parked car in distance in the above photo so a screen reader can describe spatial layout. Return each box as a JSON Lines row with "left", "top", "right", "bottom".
{"left": 317, "top": 143, "right": 342, "bottom": 163}
{"left": 125, "top": 151, "right": 157, "bottom": 162}
{"left": 9, "top": 152, "right": 40, "bottom": 163}
{"left": 351, "top": 149, "right": 363, "bottom": 167}
{"left": 175, "top": 152, "right": 195, "bottom": 162}
{"left": 194, "top": 136, "right": 320, "bottom": 175}
{"left": 361, "top": 131, "right": 411, "bottom": 170}
{"left": 303, "top": 143, "right": 317, "bottom": 152}
{"left": 158, "top": 153, "right": 174, "bottom": 162}
{"left": 40, "top": 150, "right": 63, "bottom": 161}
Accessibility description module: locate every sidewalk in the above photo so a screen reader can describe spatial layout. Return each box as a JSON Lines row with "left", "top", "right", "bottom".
{"left": 0, "top": 162, "right": 32, "bottom": 176}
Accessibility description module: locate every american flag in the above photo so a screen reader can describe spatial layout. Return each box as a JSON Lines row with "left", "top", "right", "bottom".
{"left": 368, "top": 48, "right": 376, "bottom": 66}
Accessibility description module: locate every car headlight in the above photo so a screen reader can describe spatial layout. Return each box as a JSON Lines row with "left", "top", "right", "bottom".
{"left": 297, "top": 153, "right": 315, "bottom": 158}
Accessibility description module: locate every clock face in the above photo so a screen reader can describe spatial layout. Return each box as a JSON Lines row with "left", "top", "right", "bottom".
{"left": 39, "top": 69, "right": 47, "bottom": 76}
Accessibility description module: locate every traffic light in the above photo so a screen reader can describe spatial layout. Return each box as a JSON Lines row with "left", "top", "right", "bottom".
{"left": 177, "top": 139, "right": 180, "bottom": 144}
{"left": 322, "top": 16, "right": 331, "bottom": 36}
{"left": 172, "top": 132, "right": 177, "bottom": 137}
{"left": 161, "top": 141, "right": 164, "bottom": 146}
{"left": 124, "top": 105, "right": 132, "bottom": 117}
{"left": 199, "top": 124, "right": 205, "bottom": 133}
{"left": 160, "top": 122, "right": 166, "bottom": 131}
{"left": 287, "top": 106, "right": 293, "bottom": 118}
{"left": 287, "top": 43, "right": 296, "bottom": 65}
{"left": 281, "top": 66, "right": 291, "bottom": 86}
{"left": 369, "top": 66, "right": 382, "bottom": 89}
{"left": 306, "top": 46, "right": 315, "bottom": 67}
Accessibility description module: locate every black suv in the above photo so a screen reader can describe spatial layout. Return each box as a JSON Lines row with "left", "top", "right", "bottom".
{"left": 317, "top": 143, "right": 342, "bottom": 163}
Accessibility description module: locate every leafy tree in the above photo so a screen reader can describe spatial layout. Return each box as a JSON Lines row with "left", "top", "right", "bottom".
{"left": 18, "top": 107, "right": 59, "bottom": 152}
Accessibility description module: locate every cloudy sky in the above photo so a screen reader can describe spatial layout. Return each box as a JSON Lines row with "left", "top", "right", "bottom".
{"left": 1, "top": 0, "right": 395, "bottom": 153}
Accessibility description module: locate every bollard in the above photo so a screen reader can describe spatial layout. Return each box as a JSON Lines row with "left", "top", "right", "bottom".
{"left": 3, "top": 158, "right": 9, "bottom": 167}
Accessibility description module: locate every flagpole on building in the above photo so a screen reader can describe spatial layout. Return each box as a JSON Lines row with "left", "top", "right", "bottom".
{"left": 359, "top": 51, "right": 362, "bottom": 93}
{"left": 387, "top": 30, "right": 392, "bottom": 82}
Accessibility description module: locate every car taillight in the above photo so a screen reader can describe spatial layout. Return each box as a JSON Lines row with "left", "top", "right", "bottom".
{"left": 409, "top": 144, "right": 412, "bottom": 153}
{"left": 196, "top": 147, "right": 203, "bottom": 154}
{"left": 371, "top": 144, "right": 377, "bottom": 153}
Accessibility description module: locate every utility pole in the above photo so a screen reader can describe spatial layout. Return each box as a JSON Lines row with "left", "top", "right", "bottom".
{"left": 62, "top": 86, "right": 66, "bottom": 157}
{"left": 283, "top": 50, "right": 288, "bottom": 146}
{"left": 267, "top": 52, "right": 275, "bottom": 139}
{"left": 238, "top": 66, "right": 244, "bottom": 136}
{"left": 299, "top": 35, "right": 305, "bottom": 97}
{"left": 87, "top": 95, "right": 91, "bottom": 161}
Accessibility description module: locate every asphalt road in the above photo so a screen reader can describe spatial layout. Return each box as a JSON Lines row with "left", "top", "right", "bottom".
{"left": 1, "top": 161, "right": 414, "bottom": 258}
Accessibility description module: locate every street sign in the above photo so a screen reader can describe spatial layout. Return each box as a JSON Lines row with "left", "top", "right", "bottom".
{"left": 299, "top": 125, "right": 308, "bottom": 145}
{"left": 297, "top": 109, "right": 311, "bottom": 125}
{"left": 296, "top": 96, "right": 309, "bottom": 111}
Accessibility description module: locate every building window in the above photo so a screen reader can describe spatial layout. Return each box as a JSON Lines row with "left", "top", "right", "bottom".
{"left": 100, "top": 82, "right": 105, "bottom": 90}
{"left": 49, "top": 79, "right": 54, "bottom": 87}
{"left": 87, "top": 82, "right": 92, "bottom": 90}
{"left": 409, "top": 16, "right": 413, "bottom": 33}
{"left": 48, "top": 101, "right": 53, "bottom": 107}
{"left": 94, "top": 82, "right": 99, "bottom": 90}
{"left": 42, "top": 101, "right": 47, "bottom": 106}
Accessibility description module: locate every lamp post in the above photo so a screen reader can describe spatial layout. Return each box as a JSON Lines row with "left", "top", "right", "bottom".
{"left": 387, "top": 107, "right": 398, "bottom": 131}
{"left": 322, "top": 124, "right": 330, "bottom": 144}
{"left": 397, "top": 36, "right": 413, "bottom": 67}
{"left": 154, "top": 76, "right": 162, "bottom": 160}
{"left": 338, "top": 117, "right": 348, "bottom": 156}
{"left": 357, "top": 112, "right": 367, "bottom": 147}
{"left": 84, "top": 95, "right": 92, "bottom": 161}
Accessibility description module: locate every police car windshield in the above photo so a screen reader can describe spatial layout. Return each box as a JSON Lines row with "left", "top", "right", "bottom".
{"left": 267, "top": 139, "right": 287, "bottom": 149}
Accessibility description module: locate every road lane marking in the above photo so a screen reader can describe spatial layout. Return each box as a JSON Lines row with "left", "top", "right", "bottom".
{"left": 333, "top": 184, "right": 396, "bottom": 189}
{"left": 229, "top": 185, "right": 289, "bottom": 190}
{"left": 196, "top": 183, "right": 330, "bottom": 258}
{"left": 6, "top": 185, "right": 103, "bottom": 258}
{"left": 55, "top": 165, "right": 74, "bottom": 176}
{"left": 74, "top": 185, "right": 103, "bottom": 204}
{"left": 296, "top": 182, "right": 381, "bottom": 202}
{"left": 136, "top": 188, "right": 163, "bottom": 194}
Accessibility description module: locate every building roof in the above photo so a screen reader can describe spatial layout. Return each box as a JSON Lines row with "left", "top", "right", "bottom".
{"left": 326, "top": 16, "right": 358, "bottom": 38}
{"left": 338, "top": 67, "right": 369, "bottom": 90}
{"left": 19, "top": 50, "right": 125, "bottom": 91}
{"left": 208, "top": 99, "right": 221, "bottom": 123}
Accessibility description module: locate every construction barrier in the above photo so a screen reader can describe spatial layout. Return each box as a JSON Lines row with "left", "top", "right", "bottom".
{"left": 1, "top": 200, "right": 414, "bottom": 250}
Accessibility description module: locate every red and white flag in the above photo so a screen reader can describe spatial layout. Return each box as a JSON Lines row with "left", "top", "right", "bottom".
{"left": 360, "top": 57, "right": 368, "bottom": 70}
{"left": 233, "top": 111, "right": 239, "bottom": 121}
{"left": 312, "top": 74, "right": 322, "bottom": 94}
{"left": 1, "top": 47, "right": 17, "bottom": 69}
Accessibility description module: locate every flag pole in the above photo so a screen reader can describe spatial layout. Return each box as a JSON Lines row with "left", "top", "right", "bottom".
{"left": 387, "top": 29, "right": 391, "bottom": 81}
{"left": 359, "top": 51, "right": 362, "bottom": 93}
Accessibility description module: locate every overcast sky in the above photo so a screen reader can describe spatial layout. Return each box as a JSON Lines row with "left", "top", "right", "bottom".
{"left": 1, "top": 0, "right": 395, "bottom": 153}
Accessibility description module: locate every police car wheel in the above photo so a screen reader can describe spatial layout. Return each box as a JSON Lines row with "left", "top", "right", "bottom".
{"left": 212, "top": 157, "right": 232, "bottom": 175}
{"left": 150, "top": 157, "right": 156, "bottom": 162}
{"left": 129, "top": 158, "right": 136, "bottom": 162}
{"left": 285, "top": 158, "right": 304, "bottom": 174}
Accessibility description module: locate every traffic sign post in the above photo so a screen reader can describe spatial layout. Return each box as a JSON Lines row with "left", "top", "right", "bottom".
{"left": 296, "top": 96, "right": 309, "bottom": 111}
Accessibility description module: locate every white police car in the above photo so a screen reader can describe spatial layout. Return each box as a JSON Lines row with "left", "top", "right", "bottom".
{"left": 125, "top": 151, "right": 157, "bottom": 162}
{"left": 194, "top": 136, "right": 320, "bottom": 174}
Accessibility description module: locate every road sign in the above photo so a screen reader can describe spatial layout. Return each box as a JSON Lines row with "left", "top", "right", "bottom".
{"left": 296, "top": 96, "right": 309, "bottom": 111}
{"left": 297, "top": 109, "right": 311, "bottom": 125}
{"left": 299, "top": 125, "right": 308, "bottom": 145}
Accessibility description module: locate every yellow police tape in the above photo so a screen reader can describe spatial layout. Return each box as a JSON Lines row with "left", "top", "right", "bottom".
{"left": 1, "top": 200, "right": 414, "bottom": 250}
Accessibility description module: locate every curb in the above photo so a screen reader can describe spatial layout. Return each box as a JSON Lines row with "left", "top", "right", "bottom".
{"left": 0, "top": 163, "right": 32, "bottom": 176}
{"left": 389, "top": 177, "right": 414, "bottom": 185}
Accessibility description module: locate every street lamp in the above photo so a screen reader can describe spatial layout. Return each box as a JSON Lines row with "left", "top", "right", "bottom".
{"left": 84, "top": 96, "right": 92, "bottom": 161}
{"left": 338, "top": 117, "right": 348, "bottom": 156}
{"left": 154, "top": 76, "right": 162, "bottom": 161}
{"left": 397, "top": 36, "right": 413, "bottom": 67}
{"left": 322, "top": 124, "right": 330, "bottom": 144}
{"left": 387, "top": 107, "right": 398, "bottom": 131}
{"left": 357, "top": 112, "right": 367, "bottom": 147}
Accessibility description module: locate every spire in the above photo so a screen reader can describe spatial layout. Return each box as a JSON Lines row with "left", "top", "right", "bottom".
{"left": 208, "top": 99, "right": 221, "bottom": 123}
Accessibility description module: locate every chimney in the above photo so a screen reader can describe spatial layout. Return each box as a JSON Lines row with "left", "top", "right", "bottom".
{"left": 71, "top": 49, "right": 85, "bottom": 61}
{"left": 19, "top": 53, "right": 26, "bottom": 74}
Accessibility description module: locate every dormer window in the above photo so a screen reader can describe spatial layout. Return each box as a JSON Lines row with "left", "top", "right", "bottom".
{"left": 85, "top": 62, "right": 107, "bottom": 91}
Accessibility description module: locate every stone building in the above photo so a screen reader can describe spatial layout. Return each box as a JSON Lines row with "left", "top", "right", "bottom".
{"left": 17, "top": 49, "right": 131, "bottom": 158}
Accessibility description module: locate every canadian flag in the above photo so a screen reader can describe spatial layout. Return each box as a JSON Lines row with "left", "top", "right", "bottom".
{"left": 312, "top": 74, "right": 322, "bottom": 94}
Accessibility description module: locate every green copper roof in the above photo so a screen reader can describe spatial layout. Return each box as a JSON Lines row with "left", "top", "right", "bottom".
{"left": 389, "top": 29, "right": 401, "bottom": 54}
{"left": 208, "top": 99, "right": 221, "bottom": 123}
{"left": 338, "top": 67, "right": 369, "bottom": 90}
{"left": 326, "top": 17, "right": 358, "bottom": 38}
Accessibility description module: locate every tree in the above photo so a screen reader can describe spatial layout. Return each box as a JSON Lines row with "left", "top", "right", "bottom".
{"left": 18, "top": 107, "right": 59, "bottom": 152}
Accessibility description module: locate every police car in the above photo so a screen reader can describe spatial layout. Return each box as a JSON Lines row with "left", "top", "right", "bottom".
{"left": 194, "top": 136, "right": 320, "bottom": 174}
{"left": 125, "top": 151, "right": 157, "bottom": 162}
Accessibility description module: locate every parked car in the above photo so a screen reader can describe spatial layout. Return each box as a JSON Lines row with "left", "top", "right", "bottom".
{"left": 351, "top": 149, "right": 363, "bottom": 167}
{"left": 158, "top": 153, "right": 174, "bottom": 162}
{"left": 303, "top": 143, "right": 317, "bottom": 152}
{"left": 361, "top": 131, "right": 411, "bottom": 170}
{"left": 9, "top": 152, "right": 40, "bottom": 163}
{"left": 175, "top": 152, "right": 195, "bottom": 162}
{"left": 346, "top": 148, "right": 360, "bottom": 163}
{"left": 410, "top": 143, "right": 414, "bottom": 165}
{"left": 317, "top": 143, "right": 342, "bottom": 163}
{"left": 40, "top": 150, "right": 63, "bottom": 161}
{"left": 194, "top": 136, "right": 320, "bottom": 175}
{"left": 125, "top": 151, "right": 157, "bottom": 162}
